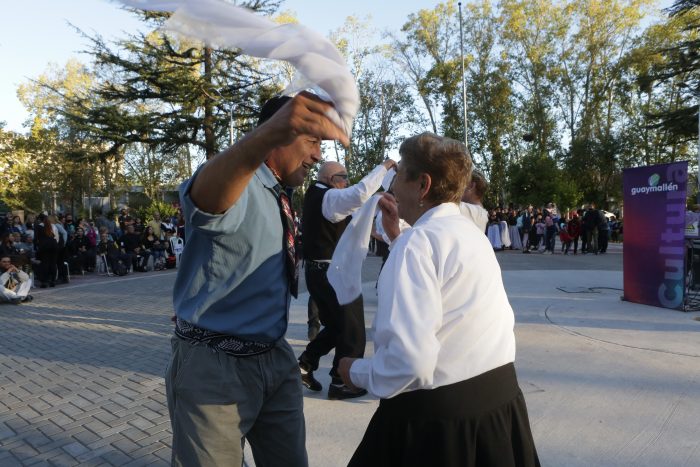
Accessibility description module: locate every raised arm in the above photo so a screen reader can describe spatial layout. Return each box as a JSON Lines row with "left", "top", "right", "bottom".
{"left": 190, "top": 92, "right": 349, "bottom": 214}
{"left": 321, "top": 159, "right": 397, "bottom": 223}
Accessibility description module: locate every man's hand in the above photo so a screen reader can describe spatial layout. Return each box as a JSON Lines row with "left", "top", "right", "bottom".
{"left": 381, "top": 159, "right": 397, "bottom": 171}
{"left": 338, "top": 357, "right": 360, "bottom": 390}
{"left": 258, "top": 91, "right": 350, "bottom": 148}
{"left": 7, "top": 265, "right": 19, "bottom": 274}
{"left": 378, "top": 192, "right": 401, "bottom": 242}
{"left": 190, "top": 91, "right": 349, "bottom": 215}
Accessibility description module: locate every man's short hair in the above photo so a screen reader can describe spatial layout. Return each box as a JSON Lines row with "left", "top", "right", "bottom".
{"left": 470, "top": 170, "right": 488, "bottom": 200}
{"left": 257, "top": 95, "right": 293, "bottom": 126}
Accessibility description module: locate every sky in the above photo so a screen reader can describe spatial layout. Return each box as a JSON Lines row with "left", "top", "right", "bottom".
{"left": 0, "top": 0, "right": 443, "bottom": 133}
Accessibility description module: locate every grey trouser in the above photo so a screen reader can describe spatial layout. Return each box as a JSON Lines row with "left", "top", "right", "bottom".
{"left": 166, "top": 336, "right": 307, "bottom": 467}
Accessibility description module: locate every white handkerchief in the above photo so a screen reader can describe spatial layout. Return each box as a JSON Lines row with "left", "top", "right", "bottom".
{"left": 381, "top": 168, "right": 395, "bottom": 192}
{"left": 328, "top": 194, "right": 381, "bottom": 305}
{"left": 116, "top": 0, "right": 359, "bottom": 135}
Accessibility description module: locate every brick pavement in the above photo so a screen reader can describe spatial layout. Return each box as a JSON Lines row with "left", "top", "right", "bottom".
{"left": 0, "top": 259, "right": 380, "bottom": 467}
{"left": 0, "top": 272, "right": 177, "bottom": 466}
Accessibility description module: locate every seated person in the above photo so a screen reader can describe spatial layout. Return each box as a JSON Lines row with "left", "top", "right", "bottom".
{"left": 98, "top": 226, "right": 114, "bottom": 242}
{"left": 118, "top": 224, "right": 146, "bottom": 271}
{"left": 141, "top": 226, "right": 166, "bottom": 270}
{"left": 67, "top": 227, "right": 96, "bottom": 273}
{"left": 160, "top": 218, "right": 176, "bottom": 236}
{"left": 96, "top": 232, "right": 131, "bottom": 274}
{"left": 13, "top": 233, "right": 35, "bottom": 260}
{"left": 0, "top": 234, "right": 17, "bottom": 257}
{"left": 0, "top": 256, "right": 32, "bottom": 304}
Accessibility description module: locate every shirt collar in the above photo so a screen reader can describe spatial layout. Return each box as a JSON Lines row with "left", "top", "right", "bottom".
{"left": 257, "top": 163, "right": 281, "bottom": 190}
{"left": 413, "top": 202, "right": 460, "bottom": 228}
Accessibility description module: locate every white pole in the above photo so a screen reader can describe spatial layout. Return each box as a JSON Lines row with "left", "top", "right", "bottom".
{"left": 229, "top": 104, "right": 234, "bottom": 146}
{"left": 458, "top": 2, "right": 468, "bottom": 150}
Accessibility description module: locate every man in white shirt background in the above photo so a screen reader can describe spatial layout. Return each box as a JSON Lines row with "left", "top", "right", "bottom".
{"left": 0, "top": 256, "right": 33, "bottom": 304}
{"left": 459, "top": 169, "right": 489, "bottom": 233}
{"left": 298, "top": 158, "right": 396, "bottom": 400}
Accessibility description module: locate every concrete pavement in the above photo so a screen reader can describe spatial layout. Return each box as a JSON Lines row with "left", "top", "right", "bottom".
{"left": 0, "top": 244, "right": 699, "bottom": 466}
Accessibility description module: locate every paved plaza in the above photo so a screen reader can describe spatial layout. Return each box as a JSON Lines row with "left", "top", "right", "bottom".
{"left": 1, "top": 243, "right": 699, "bottom": 466}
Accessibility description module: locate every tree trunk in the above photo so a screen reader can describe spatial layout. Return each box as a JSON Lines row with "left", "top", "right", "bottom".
{"left": 203, "top": 47, "right": 217, "bottom": 160}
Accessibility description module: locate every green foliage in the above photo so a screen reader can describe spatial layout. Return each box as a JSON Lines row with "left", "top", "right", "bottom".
{"left": 507, "top": 153, "right": 582, "bottom": 210}
{"left": 6, "top": 0, "right": 697, "bottom": 215}
{"left": 135, "top": 199, "right": 178, "bottom": 224}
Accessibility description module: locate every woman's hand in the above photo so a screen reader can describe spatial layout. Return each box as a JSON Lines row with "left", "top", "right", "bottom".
{"left": 338, "top": 357, "right": 360, "bottom": 390}
{"left": 378, "top": 193, "right": 401, "bottom": 242}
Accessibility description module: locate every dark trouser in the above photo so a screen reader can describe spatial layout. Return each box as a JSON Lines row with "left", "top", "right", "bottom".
{"left": 69, "top": 250, "right": 96, "bottom": 272}
{"left": 125, "top": 251, "right": 147, "bottom": 271}
{"left": 38, "top": 240, "right": 58, "bottom": 284}
{"left": 307, "top": 296, "right": 320, "bottom": 341}
{"left": 299, "top": 264, "right": 365, "bottom": 379}
{"left": 587, "top": 227, "right": 599, "bottom": 253}
{"left": 581, "top": 227, "right": 588, "bottom": 252}
{"left": 106, "top": 252, "right": 131, "bottom": 272}
{"left": 572, "top": 236, "right": 579, "bottom": 254}
{"left": 545, "top": 227, "right": 556, "bottom": 252}
{"left": 598, "top": 229, "right": 609, "bottom": 253}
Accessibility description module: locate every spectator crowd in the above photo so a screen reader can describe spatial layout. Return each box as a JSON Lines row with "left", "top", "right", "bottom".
{"left": 480, "top": 202, "right": 622, "bottom": 255}
{"left": 0, "top": 207, "right": 186, "bottom": 302}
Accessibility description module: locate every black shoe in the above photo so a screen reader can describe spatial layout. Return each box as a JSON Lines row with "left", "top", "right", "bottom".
{"left": 49, "top": 282, "right": 56, "bottom": 287}
{"left": 22, "top": 295, "right": 33, "bottom": 303}
{"left": 40, "top": 283, "right": 48, "bottom": 289}
{"left": 301, "top": 371, "right": 322, "bottom": 392}
{"left": 328, "top": 383, "right": 367, "bottom": 400}
{"left": 299, "top": 359, "right": 322, "bottom": 391}
{"left": 9, "top": 298, "right": 22, "bottom": 305}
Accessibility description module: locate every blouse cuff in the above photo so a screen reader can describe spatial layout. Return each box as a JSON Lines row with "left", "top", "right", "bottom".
{"left": 349, "top": 358, "right": 371, "bottom": 390}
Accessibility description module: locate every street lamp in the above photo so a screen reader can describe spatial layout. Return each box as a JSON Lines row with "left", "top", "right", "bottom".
{"left": 458, "top": 2, "right": 468, "bottom": 151}
{"left": 213, "top": 88, "right": 235, "bottom": 146}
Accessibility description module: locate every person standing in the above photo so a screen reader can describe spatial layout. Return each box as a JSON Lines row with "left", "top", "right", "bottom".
{"left": 165, "top": 93, "right": 346, "bottom": 467}
{"left": 35, "top": 214, "right": 59, "bottom": 288}
{"left": 598, "top": 210, "right": 610, "bottom": 254}
{"left": 339, "top": 133, "right": 539, "bottom": 467}
{"left": 568, "top": 214, "right": 581, "bottom": 255}
{"left": 583, "top": 204, "right": 599, "bottom": 254}
{"left": 459, "top": 169, "right": 488, "bottom": 233}
{"left": 148, "top": 212, "right": 163, "bottom": 240}
{"left": 298, "top": 158, "right": 396, "bottom": 400}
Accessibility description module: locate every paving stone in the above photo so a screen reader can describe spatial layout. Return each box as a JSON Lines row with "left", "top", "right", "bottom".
{"left": 11, "top": 443, "right": 39, "bottom": 461}
{"left": 99, "top": 449, "right": 133, "bottom": 466}
{"left": 62, "top": 441, "right": 89, "bottom": 458}
{"left": 46, "top": 451, "right": 80, "bottom": 466}
{"left": 0, "top": 422, "right": 16, "bottom": 440}
{"left": 24, "top": 432, "right": 52, "bottom": 449}
{"left": 71, "top": 429, "right": 101, "bottom": 446}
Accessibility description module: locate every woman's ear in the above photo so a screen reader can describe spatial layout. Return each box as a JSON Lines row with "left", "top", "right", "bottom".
{"left": 419, "top": 173, "right": 432, "bottom": 199}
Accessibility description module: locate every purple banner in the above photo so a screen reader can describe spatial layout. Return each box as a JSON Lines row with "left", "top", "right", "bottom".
{"left": 623, "top": 161, "right": 688, "bottom": 310}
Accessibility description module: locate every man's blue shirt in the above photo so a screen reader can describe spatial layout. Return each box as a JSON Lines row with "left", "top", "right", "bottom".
{"left": 173, "top": 163, "right": 290, "bottom": 342}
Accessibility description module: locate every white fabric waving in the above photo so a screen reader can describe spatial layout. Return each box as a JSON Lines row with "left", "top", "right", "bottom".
{"left": 116, "top": 0, "right": 359, "bottom": 136}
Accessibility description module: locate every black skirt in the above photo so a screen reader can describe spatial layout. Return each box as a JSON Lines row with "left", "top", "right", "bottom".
{"left": 348, "top": 363, "right": 540, "bottom": 467}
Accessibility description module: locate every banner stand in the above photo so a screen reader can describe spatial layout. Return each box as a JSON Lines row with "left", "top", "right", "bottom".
{"left": 622, "top": 161, "right": 690, "bottom": 311}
